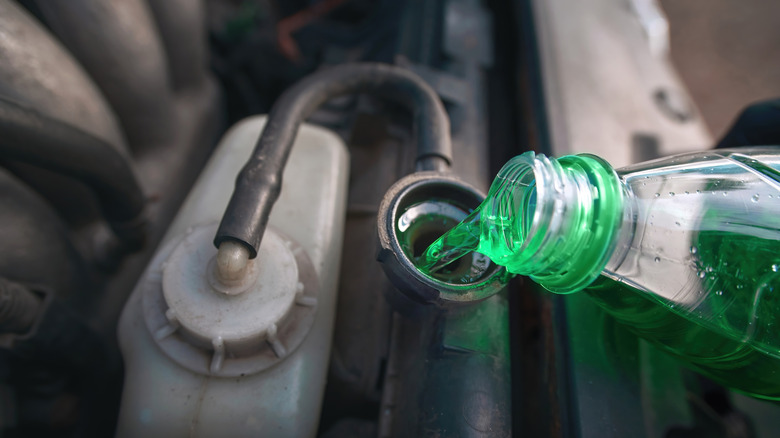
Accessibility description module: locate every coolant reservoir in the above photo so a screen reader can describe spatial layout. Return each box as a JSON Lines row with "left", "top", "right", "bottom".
{"left": 116, "top": 116, "right": 348, "bottom": 437}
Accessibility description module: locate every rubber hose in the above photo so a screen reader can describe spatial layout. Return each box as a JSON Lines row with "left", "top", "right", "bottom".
{"left": 0, "top": 95, "right": 147, "bottom": 247}
{"left": 215, "top": 62, "right": 453, "bottom": 258}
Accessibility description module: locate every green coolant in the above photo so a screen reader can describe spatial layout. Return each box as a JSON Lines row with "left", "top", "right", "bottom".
{"left": 417, "top": 160, "right": 533, "bottom": 279}
{"left": 420, "top": 207, "right": 780, "bottom": 400}
{"left": 417, "top": 209, "right": 481, "bottom": 278}
{"left": 587, "top": 276, "right": 780, "bottom": 401}
{"left": 587, "top": 233, "right": 780, "bottom": 401}
{"left": 396, "top": 199, "right": 492, "bottom": 284}
{"left": 418, "top": 156, "right": 539, "bottom": 278}
{"left": 419, "top": 152, "right": 623, "bottom": 292}
{"left": 414, "top": 148, "right": 780, "bottom": 400}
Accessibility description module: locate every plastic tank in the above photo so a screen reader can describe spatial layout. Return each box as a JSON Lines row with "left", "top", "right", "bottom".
{"left": 116, "top": 115, "right": 349, "bottom": 436}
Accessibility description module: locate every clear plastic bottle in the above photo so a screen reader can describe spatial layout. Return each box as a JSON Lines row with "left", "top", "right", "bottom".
{"left": 420, "top": 147, "right": 780, "bottom": 400}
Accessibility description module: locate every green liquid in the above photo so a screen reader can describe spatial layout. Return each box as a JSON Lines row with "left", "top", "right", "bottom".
{"left": 418, "top": 194, "right": 780, "bottom": 400}
{"left": 418, "top": 151, "right": 619, "bottom": 293}
{"left": 416, "top": 204, "right": 524, "bottom": 279}
{"left": 418, "top": 179, "right": 536, "bottom": 278}
{"left": 416, "top": 150, "right": 780, "bottom": 399}
{"left": 586, "top": 228, "right": 780, "bottom": 400}
{"left": 417, "top": 209, "right": 481, "bottom": 275}
{"left": 397, "top": 200, "right": 493, "bottom": 284}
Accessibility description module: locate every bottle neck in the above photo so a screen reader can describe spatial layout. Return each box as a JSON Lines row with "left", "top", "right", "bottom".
{"left": 477, "top": 151, "right": 625, "bottom": 293}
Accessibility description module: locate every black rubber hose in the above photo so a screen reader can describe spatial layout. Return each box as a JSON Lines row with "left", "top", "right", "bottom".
{"left": 215, "top": 63, "right": 453, "bottom": 257}
{"left": 0, "top": 95, "right": 147, "bottom": 247}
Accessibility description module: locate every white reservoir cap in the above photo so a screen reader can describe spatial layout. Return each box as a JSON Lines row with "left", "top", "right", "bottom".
{"left": 161, "top": 226, "right": 299, "bottom": 357}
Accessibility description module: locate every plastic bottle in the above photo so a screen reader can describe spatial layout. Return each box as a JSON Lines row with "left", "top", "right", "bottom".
{"left": 420, "top": 147, "right": 780, "bottom": 400}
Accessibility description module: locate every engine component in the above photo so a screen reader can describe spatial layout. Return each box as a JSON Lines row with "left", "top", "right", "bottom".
{"left": 31, "top": 0, "right": 180, "bottom": 152}
{"left": 0, "top": 0, "right": 220, "bottom": 434}
{"left": 0, "top": 278, "right": 116, "bottom": 437}
{"left": 0, "top": 279, "right": 42, "bottom": 335}
{"left": 143, "top": 224, "right": 320, "bottom": 376}
{"left": 117, "top": 116, "right": 348, "bottom": 437}
{"left": 376, "top": 171, "right": 509, "bottom": 309}
{"left": 0, "top": 96, "right": 146, "bottom": 248}
{"left": 0, "top": 169, "right": 89, "bottom": 301}
{"left": 0, "top": 0, "right": 125, "bottom": 151}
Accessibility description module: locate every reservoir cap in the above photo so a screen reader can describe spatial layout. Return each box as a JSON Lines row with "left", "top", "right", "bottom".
{"left": 142, "top": 224, "right": 320, "bottom": 376}
{"left": 163, "top": 226, "right": 298, "bottom": 356}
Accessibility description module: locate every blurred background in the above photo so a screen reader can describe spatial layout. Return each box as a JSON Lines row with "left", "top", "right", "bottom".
{"left": 661, "top": 0, "right": 780, "bottom": 140}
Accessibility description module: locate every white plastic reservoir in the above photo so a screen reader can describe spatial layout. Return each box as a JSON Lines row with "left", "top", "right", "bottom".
{"left": 116, "top": 116, "right": 349, "bottom": 437}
